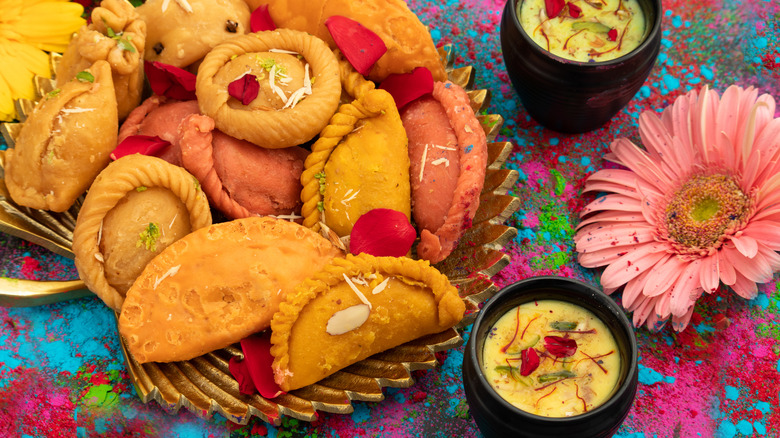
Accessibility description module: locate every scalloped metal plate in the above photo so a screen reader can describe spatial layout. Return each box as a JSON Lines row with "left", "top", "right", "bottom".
{"left": 0, "top": 45, "right": 520, "bottom": 424}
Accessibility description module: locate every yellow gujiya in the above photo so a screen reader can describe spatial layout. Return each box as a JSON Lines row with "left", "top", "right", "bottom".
{"left": 270, "top": 253, "right": 465, "bottom": 391}
{"left": 518, "top": 0, "right": 647, "bottom": 62}
{"left": 4, "top": 60, "right": 117, "bottom": 212}
{"left": 72, "top": 155, "right": 212, "bottom": 312}
{"left": 57, "top": 0, "right": 146, "bottom": 120}
{"left": 300, "top": 64, "right": 411, "bottom": 236}
{"left": 482, "top": 300, "right": 621, "bottom": 417}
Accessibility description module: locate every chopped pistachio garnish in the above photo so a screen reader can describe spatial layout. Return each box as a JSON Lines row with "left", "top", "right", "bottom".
{"left": 317, "top": 201, "right": 324, "bottom": 212}
{"left": 192, "top": 176, "right": 201, "bottom": 191}
{"left": 314, "top": 172, "right": 327, "bottom": 195}
{"left": 75, "top": 71, "right": 95, "bottom": 83}
{"left": 137, "top": 222, "right": 161, "bottom": 251}
{"left": 106, "top": 25, "right": 136, "bottom": 53}
{"left": 136, "top": 186, "right": 148, "bottom": 192}
{"left": 47, "top": 88, "right": 61, "bottom": 98}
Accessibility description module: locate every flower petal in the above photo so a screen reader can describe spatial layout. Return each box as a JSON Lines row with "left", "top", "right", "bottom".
{"left": 574, "top": 222, "right": 655, "bottom": 253}
{"left": 670, "top": 305, "right": 696, "bottom": 332}
{"left": 379, "top": 67, "right": 434, "bottom": 110}
{"left": 610, "top": 138, "right": 674, "bottom": 193}
{"left": 741, "top": 220, "right": 780, "bottom": 250}
{"left": 350, "top": 208, "right": 416, "bottom": 257}
{"left": 577, "top": 210, "right": 648, "bottom": 229}
{"left": 325, "top": 15, "right": 387, "bottom": 76}
{"left": 730, "top": 273, "right": 758, "bottom": 299}
{"left": 729, "top": 234, "right": 758, "bottom": 258}
{"left": 638, "top": 111, "right": 685, "bottom": 178}
{"left": 580, "top": 194, "right": 643, "bottom": 216}
{"left": 721, "top": 244, "right": 772, "bottom": 283}
{"left": 621, "top": 269, "right": 650, "bottom": 310}
{"left": 642, "top": 254, "right": 682, "bottom": 297}
{"left": 250, "top": 4, "right": 276, "bottom": 32}
{"left": 699, "top": 254, "right": 720, "bottom": 294}
{"left": 668, "top": 259, "right": 703, "bottom": 317}
{"left": 600, "top": 243, "right": 667, "bottom": 289}
{"left": 630, "top": 294, "right": 658, "bottom": 328}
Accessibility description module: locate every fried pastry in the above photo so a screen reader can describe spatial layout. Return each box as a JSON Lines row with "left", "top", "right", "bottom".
{"left": 270, "top": 253, "right": 465, "bottom": 391}
{"left": 196, "top": 30, "right": 341, "bottom": 148}
{"left": 403, "top": 81, "right": 488, "bottom": 263}
{"left": 56, "top": 0, "right": 146, "bottom": 120}
{"left": 247, "top": 0, "right": 446, "bottom": 82}
{"left": 300, "top": 84, "right": 411, "bottom": 236}
{"left": 118, "top": 217, "right": 343, "bottom": 364}
{"left": 72, "top": 154, "right": 212, "bottom": 311}
{"left": 4, "top": 61, "right": 118, "bottom": 212}
{"left": 137, "top": 0, "right": 251, "bottom": 70}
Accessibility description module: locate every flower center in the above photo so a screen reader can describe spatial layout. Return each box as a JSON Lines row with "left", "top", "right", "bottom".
{"left": 665, "top": 174, "right": 749, "bottom": 250}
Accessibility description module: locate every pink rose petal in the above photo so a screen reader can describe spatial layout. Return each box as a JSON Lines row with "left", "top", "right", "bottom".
{"left": 379, "top": 67, "right": 434, "bottom": 110}
{"left": 520, "top": 348, "right": 540, "bottom": 376}
{"left": 568, "top": 2, "right": 582, "bottom": 18}
{"left": 350, "top": 208, "right": 416, "bottom": 257}
{"left": 110, "top": 135, "right": 171, "bottom": 161}
{"left": 325, "top": 15, "right": 387, "bottom": 76}
{"left": 228, "top": 355, "right": 257, "bottom": 394}
{"left": 250, "top": 5, "right": 276, "bottom": 32}
{"left": 607, "top": 28, "right": 618, "bottom": 42}
{"left": 144, "top": 61, "right": 197, "bottom": 101}
{"left": 545, "top": 0, "right": 565, "bottom": 18}
{"left": 228, "top": 74, "right": 259, "bottom": 106}
{"left": 544, "top": 336, "right": 578, "bottom": 358}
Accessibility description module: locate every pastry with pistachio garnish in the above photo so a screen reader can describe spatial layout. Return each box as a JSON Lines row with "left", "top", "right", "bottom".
{"left": 118, "top": 216, "right": 343, "bottom": 364}
{"left": 196, "top": 30, "right": 341, "bottom": 149}
{"left": 72, "top": 154, "right": 212, "bottom": 311}
{"left": 56, "top": 0, "right": 146, "bottom": 120}
{"left": 270, "top": 253, "right": 465, "bottom": 391}
{"left": 4, "top": 61, "right": 118, "bottom": 212}
{"left": 137, "top": 0, "right": 251, "bottom": 70}
{"left": 300, "top": 69, "right": 411, "bottom": 236}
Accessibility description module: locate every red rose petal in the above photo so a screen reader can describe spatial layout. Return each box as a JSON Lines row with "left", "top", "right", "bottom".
{"left": 568, "top": 2, "right": 582, "bottom": 18}
{"left": 250, "top": 5, "right": 276, "bottom": 32}
{"left": 228, "top": 74, "right": 259, "bottom": 106}
{"left": 607, "top": 28, "right": 618, "bottom": 42}
{"left": 350, "top": 208, "right": 416, "bottom": 257}
{"left": 520, "top": 348, "right": 540, "bottom": 376}
{"left": 379, "top": 67, "right": 434, "bottom": 110}
{"left": 324, "top": 15, "right": 387, "bottom": 76}
{"left": 228, "top": 331, "right": 283, "bottom": 398}
{"left": 110, "top": 135, "right": 171, "bottom": 161}
{"left": 144, "top": 61, "right": 197, "bottom": 101}
{"left": 544, "top": 335, "right": 578, "bottom": 357}
{"left": 545, "top": 0, "right": 565, "bottom": 18}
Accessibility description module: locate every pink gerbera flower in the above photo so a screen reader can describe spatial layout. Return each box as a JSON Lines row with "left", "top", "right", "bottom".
{"left": 575, "top": 85, "right": 780, "bottom": 332}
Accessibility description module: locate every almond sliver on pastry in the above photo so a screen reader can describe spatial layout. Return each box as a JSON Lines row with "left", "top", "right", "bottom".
{"left": 118, "top": 216, "right": 343, "bottom": 364}
{"left": 270, "top": 253, "right": 465, "bottom": 391}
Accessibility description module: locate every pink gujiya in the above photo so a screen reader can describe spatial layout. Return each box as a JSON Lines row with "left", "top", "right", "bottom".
{"left": 118, "top": 96, "right": 308, "bottom": 218}
{"left": 401, "top": 81, "right": 487, "bottom": 263}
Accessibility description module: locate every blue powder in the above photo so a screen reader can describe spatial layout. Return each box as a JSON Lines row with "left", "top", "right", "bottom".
{"left": 429, "top": 28, "right": 441, "bottom": 42}
{"left": 351, "top": 403, "right": 371, "bottom": 423}
{"left": 614, "top": 434, "right": 646, "bottom": 438}
{"left": 716, "top": 420, "right": 737, "bottom": 438}
{"left": 465, "top": 144, "right": 473, "bottom": 153}
{"left": 754, "top": 401, "right": 771, "bottom": 414}
{"left": 549, "top": 138, "right": 559, "bottom": 146}
{"left": 662, "top": 75, "right": 681, "bottom": 94}
{"left": 725, "top": 386, "right": 740, "bottom": 401}
{"left": 776, "top": 358, "right": 780, "bottom": 373}
{"left": 754, "top": 37, "right": 768, "bottom": 49}
{"left": 752, "top": 293, "right": 770, "bottom": 309}
{"left": 446, "top": 384, "right": 459, "bottom": 394}
{"left": 754, "top": 422, "right": 767, "bottom": 435}
{"left": 735, "top": 420, "right": 753, "bottom": 435}
{"left": 637, "top": 364, "right": 675, "bottom": 385}
{"left": 558, "top": 156, "right": 567, "bottom": 164}
{"left": 700, "top": 65, "right": 715, "bottom": 81}
{"left": 580, "top": 157, "right": 591, "bottom": 166}
{"left": 672, "top": 16, "right": 683, "bottom": 27}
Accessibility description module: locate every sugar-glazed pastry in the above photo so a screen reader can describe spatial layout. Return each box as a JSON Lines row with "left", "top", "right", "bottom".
{"left": 72, "top": 154, "right": 212, "bottom": 311}
{"left": 196, "top": 30, "right": 341, "bottom": 148}
{"left": 270, "top": 253, "right": 465, "bottom": 391}
{"left": 247, "top": 0, "right": 446, "bottom": 82}
{"left": 300, "top": 68, "right": 410, "bottom": 236}
{"left": 4, "top": 61, "right": 118, "bottom": 212}
{"left": 118, "top": 217, "right": 343, "bottom": 364}
{"left": 137, "top": 0, "right": 251, "bottom": 69}
{"left": 402, "top": 81, "right": 488, "bottom": 263}
{"left": 56, "top": 0, "right": 146, "bottom": 120}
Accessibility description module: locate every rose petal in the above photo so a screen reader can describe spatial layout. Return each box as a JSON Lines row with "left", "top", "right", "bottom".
{"left": 520, "top": 348, "right": 540, "bottom": 376}
{"left": 229, "top": 331, "right": 284, "bottom": 398}
{"left": 350, "top": 208, "right": 416, "bottom": 257}
{"left": 568, "top": 2, "right": 582, "bottom": 18}
{"left": 250, "top": 5, "right": 276, "bottom": 32}
{"left": 110, "top": 135, "right": 171, "bottom": 161}
{"left": 324, "top": 15, "right": 387, "bottom": 76}
{"left": 545, "top": 0, "right": 565, "bottom": 18}
{"left": 544, "top": 336, "right": 578, "bottom": 357}
{"left": 608, "top": 28, "right": 618, "bottom": 42}
{"left": 228, "top": 74, "right": 259, "bottom": 106}
{"left": 379, "top": 67, "right": 434, "bottom": 110}
{"left": 144, "top": 61, "right": 197, "bottom": 101}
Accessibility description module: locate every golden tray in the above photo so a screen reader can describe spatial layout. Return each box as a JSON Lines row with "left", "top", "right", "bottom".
{"left": 0, "top": 45, "right": 520, "bottom": 425}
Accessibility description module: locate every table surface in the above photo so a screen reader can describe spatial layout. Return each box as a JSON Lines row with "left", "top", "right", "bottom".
{"left": 2, "top": 0, "right": 780, "bottom": 437}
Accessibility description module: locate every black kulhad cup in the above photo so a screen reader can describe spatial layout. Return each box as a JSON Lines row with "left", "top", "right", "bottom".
{"left": 500, "top": 0, "right": 662, "bottom": 133}
{"left": 462, "top": 276, "right": 638, "bottom": 438}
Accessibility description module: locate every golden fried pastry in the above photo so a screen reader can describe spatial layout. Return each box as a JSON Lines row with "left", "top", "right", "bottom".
{"left": 137, "top": 0, "right": 251, "bottom": 70}
{"left": 196, "top": 30, "right": 341, "bottom": 148}
{"left": 410, "top": 81, "right": 488, "bottom": 263}
{"left": 56, "top": 0, "right": 146, "bottom": 120}
{"left": 118, "top": 217, "right": 343, "bottom": 364}
{"left": 4, "top": 61, "right": 117, "bottom": 212}
{"left": 300, "top": 85, "right": 411, "bottom": 236}
{"left": 270, "top": 253, "right": 465, "bottom": 391}
{"left": 72, "top": 154, "right": 212, "bottom": 311}
{"left": 247, "top": 0, "right": 446, "bottom": 82}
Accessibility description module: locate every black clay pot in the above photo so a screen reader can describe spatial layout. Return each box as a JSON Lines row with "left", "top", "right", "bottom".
{"left": 462, "top": 276, "right": 638, "bottom": 438}
{"left": 500, "top": 0, "right": 662, "bottom": 133}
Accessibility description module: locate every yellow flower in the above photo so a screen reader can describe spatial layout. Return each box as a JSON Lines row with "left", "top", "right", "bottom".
{"left": 0, "top": 0, "right": 85, "bottom": 122}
